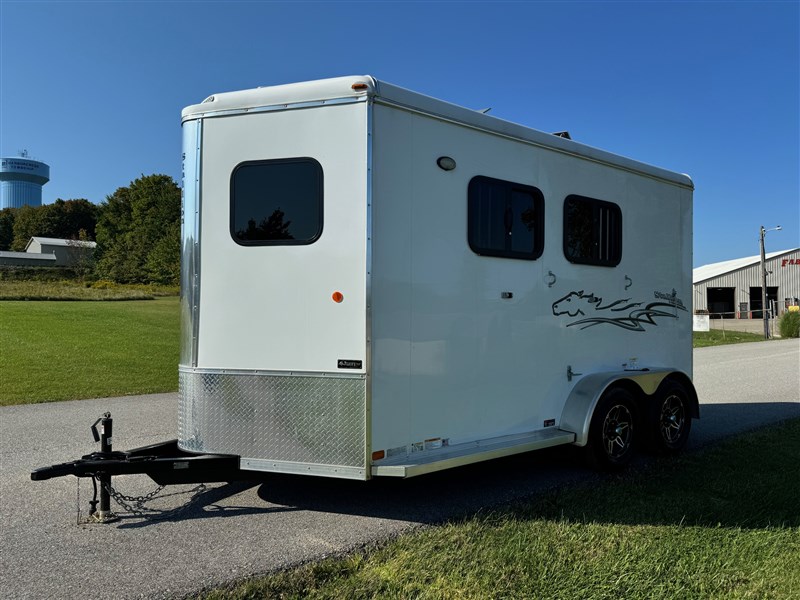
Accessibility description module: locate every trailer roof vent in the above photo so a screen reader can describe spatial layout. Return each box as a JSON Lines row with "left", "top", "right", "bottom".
{"left": 202, "top": 95, "right": 216, "bottom": 104}
{"left": 552, "top": 131, "right": 571, "bottom": 140}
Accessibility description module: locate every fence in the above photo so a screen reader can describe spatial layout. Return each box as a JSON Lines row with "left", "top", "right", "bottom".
{"left": 693, "top": 310, "right": 778, "bottom": 337}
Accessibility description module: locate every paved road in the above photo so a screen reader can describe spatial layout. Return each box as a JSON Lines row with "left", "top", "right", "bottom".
{"left": 2, "top": 340, "right": 798, "bottom": 599}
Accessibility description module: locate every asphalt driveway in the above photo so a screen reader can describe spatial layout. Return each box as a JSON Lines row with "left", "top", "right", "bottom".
{"left": 1, "top": 340, "right": 798, "bottom": 599}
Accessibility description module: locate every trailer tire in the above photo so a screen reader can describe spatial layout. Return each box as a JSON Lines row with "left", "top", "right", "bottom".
{"left": 648, "top": 380, "right": 692, "bottom": 454}
{"left": 585, "top": 387, "right": 637, "bottom": 471}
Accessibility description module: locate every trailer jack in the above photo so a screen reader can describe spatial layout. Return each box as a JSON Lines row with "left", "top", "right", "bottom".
{"left": 31, "top": 413, "right": 242, "bottom": 523}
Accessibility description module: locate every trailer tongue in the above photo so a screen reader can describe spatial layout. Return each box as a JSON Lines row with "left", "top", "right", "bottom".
{"left": 31, "top": 413, "right": 242, "bottom": 521}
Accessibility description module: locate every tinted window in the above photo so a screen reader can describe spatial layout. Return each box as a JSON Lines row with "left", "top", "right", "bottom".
{"left": 468, "top": 176, "right": 544, "bottom": 260}
{"left": 563, "top": 195, "right": 622, "bottom": 266}
{"left": 231, "top": 158, "right": 323, "bottom": 245}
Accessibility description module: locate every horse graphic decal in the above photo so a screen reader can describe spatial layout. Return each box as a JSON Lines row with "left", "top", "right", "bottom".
{"left": 552, "top": 289, "right": 686, "bottom": 331}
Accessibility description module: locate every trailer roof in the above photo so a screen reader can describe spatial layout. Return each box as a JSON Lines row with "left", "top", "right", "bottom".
{"left": 182, "top": 75, "right": 693, "bottom": 190}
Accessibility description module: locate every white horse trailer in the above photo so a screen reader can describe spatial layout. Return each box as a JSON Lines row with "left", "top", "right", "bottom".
{"left": 178, "top": 75, "right": 697, "bottom": 480}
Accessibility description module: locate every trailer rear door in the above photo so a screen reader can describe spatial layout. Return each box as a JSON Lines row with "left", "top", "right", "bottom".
{"left": 196, "top": 102, "right": 368, "bottom": 373}
{"left": 178, "top": 100, "right": 370, "bottom": 478}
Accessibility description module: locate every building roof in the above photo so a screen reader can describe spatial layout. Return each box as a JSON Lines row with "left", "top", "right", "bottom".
{"left": 693, "top": 248, "right": 800, "bottom": 284}
{"left": 25, "top": 236, "right": 97, "bottom": 250}
{"left": 0, "top": 250, "right": 56, "bottom": 262}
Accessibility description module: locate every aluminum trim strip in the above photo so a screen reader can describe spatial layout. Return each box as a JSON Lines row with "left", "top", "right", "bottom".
{"left": 240, "top": 458, "right": 366, "bottom": 480}
{"left": 179, "top": 365, "right": 366, "bottom": 380}
{"left": 181, "top": 96, "right": 367, "bottom": 123}
{"left": 179, "top": 119, "right": 202, "bottom": 368}
{"left": 364, "top": 98, "right": 374, "bottom": 478}
{"left": 372, "top": 430, "right": 576, "bottom": 478}
{"left": 192, "top": 120, "right": 202, "bottom": 366}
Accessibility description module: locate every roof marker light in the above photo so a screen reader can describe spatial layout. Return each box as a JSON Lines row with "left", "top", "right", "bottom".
{"left": 351, "top": 82, "right": 369, "bottom": 91}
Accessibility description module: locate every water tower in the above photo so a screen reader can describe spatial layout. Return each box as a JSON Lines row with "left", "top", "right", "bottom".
{"left": 0, "top": 151, "right": 50, "bottom": 210}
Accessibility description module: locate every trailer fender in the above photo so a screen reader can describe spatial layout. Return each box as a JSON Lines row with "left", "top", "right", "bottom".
{"left": 560, "top": 369, "right": 696, "bottom": 446}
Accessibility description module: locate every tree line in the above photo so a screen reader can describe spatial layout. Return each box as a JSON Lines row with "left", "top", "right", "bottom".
{"left": 0, "top": 174, "right": 181, "bottom": 285}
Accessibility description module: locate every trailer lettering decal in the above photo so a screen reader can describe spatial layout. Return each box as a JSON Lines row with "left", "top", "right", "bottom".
{"left": 653, "top": 289, "right": 686, "bottom": 309}
{"left": 552, "top": 289, "right": 686, "bottom": 331}
{"left": 337, "top": 359, "right": 363, "bottom": 369}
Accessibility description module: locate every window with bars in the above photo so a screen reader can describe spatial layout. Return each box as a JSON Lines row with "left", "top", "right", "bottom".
{"left": 563, "top": 195, "right": 622, "bottom": 266}
{"left": 467, "top": 175, "right": 544, "bottom": 261}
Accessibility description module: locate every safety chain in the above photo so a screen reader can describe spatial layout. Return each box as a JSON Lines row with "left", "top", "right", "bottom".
{"left": 102, "top": 478, "right": 208, "bottom": 521}
{"left": 76, "top": 477, "right": 207, "bottom": 523}
{"left": 103, "top": 480, "right": 167, "bottom": 516}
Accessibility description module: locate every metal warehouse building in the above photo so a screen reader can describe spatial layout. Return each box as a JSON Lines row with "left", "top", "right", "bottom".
{"left": 693, "top": 248, "right": 800, "bottom": 318}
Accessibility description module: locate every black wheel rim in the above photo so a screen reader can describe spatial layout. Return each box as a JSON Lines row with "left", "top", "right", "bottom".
{"left": 602, "top": 404, "right": 633, "bottom": 459}
{"left": 659, "top": 393, "right": 686, "bottom": 444}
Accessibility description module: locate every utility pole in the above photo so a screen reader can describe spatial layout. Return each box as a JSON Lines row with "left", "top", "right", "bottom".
{"left": 759, "top": 225, "right": 782, "bottom": 339}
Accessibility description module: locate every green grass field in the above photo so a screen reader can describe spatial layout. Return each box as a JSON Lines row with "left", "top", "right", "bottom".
{"left": 692, "top": 329, "right": 769, "bottom": 347}
{"left": 0, "top": 294, "right": 773, "bottom": 406}
{"left": 0, "top": 297, "right": 179, "bottom": 405}
{"left": 0, "top": 280, "right": 179, "bottom": 301}
{"left": 202, "top": 419, "right": 800, "bottom": 600}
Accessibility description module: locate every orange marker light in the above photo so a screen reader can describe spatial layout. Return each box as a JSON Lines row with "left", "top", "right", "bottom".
{"left": 332, "top": 291, "right": 344, "bottom": 303}
{"left": 372, "top": 450, "right": 385, "bottom": 461}
{"left": 351, "top": 82, "right": 369, "bottom": 91}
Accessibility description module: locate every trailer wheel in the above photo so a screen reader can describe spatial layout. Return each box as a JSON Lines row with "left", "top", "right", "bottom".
{"left": 649, "top": 381, "right": 692, "bottom": 454}
{"left": 586, "top": 388, "right": 637, "bottom": 471}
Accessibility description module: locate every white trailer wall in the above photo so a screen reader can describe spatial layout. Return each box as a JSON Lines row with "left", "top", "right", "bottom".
{"left": 370, "top": 102, "right": 692, "bottom": 455}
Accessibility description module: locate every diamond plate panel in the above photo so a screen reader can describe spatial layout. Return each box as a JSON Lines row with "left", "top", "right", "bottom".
{"left": 179, "top": 370, "right": 366, "bottom": 468}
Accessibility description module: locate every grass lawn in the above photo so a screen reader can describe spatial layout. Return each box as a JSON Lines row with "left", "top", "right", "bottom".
{"left": 692, "top": 329, "right": 768, "bottom": 347}
{"left": 0, "top": 297, "right": 179, "bottom": 405}
{"left": 0, "top": 280, "right": 178, "bottom": 301}
{"left": 202, "top": 419, "right": 800, "bottom": 599}
{"left": 0, "top": 294, "right": 773, "bottom": 405}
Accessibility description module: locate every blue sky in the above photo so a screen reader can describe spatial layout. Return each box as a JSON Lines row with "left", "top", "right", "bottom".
{"left": 1, "top": 1, "right": 797, "bottom": 267}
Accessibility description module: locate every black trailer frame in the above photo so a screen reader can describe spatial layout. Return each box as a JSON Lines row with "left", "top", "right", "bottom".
{"left": 31, "top": 413, "right": 243, "bottom": 521}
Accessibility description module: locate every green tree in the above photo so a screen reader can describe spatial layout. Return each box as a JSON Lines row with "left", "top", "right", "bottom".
{"left": 10, "top": 205, "right": 43, "bottom": 251}
{"left": 0, "top": 208, "right": 15, "bottom": 251}
{"left": 65, "top": 229, "right": 96, "bottom": 281}
{"left": 95, "top": 174, "right": 181, "bottom": 285}
{"left": 10, "top": 199, "right": 97, "bottom": 250}
{"left": 145, "top": 220, "right": 181, "bottom": 285}
{"left": 778, "top": 310, "right": 800, "bottom": 338}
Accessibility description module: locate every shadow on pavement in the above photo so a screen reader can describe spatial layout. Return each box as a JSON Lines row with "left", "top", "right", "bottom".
{"left": 118, "top": 404, "right": 799, "bottom": 529}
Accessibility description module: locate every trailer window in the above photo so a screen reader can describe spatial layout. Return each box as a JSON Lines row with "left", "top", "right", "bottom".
{"left": 468, "top": 176, "right": 544, "bottom": 260}
{"left": 231, "top": 158, "right": 323, "bottom": 245}
{"left": 563, "top": 195, "right": 622, "bottom": 266}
